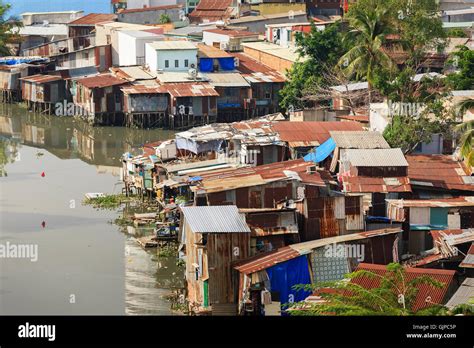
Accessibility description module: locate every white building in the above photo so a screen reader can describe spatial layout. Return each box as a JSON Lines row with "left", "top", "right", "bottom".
{"left": 145, "top": 41, "right": 198, "bottom": 72}
{"left": 117, "top": 30, "right": 164, "bottom": 66}
{"left": 202, "top": 29, "right": 259, "bottom": 51}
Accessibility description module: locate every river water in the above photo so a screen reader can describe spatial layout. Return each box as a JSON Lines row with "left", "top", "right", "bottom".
{"left": 0, "top": 104, "right": 181, "bottom": 315}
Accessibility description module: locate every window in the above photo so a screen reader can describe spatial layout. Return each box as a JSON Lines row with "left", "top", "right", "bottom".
{"left": 175, "top": 60, "right": 179, "bottom": 68}
{"left": 165, "top": 60, "right": 169, "bottom": 68}
{"left": 184, "top": 59, "right": 189, "bottom": 67}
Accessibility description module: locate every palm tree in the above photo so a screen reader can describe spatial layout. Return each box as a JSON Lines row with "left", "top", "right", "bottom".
{"left": 338, "top": 0, "right": 396, "bottom": 103}
{"left": 455, "top": 98, "right": 474, "bottom": 166}
{"left": 289, "top": 263, "right": 457, "bottom": 316}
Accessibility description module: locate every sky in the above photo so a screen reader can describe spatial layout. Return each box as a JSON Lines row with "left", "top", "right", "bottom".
{"left": 4, "top": 0, "right": 111, "bottom": 17}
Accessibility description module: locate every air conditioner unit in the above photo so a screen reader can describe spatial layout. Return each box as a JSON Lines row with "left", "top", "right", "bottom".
{"left": 234, "top": 57, "right": 239, "bottom": 67}
{"left": 306, "top": 165, "right": 317, "bottom": 174}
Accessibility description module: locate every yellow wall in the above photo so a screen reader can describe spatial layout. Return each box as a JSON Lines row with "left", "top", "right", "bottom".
{"left": 250, "top": 3, "right": 306, "bottom": 16}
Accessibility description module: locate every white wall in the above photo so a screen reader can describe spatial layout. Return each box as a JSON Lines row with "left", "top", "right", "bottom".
{"left": 126, "top": 0, "right": 178, "bottom": 9}
{"left": 369, "top": 102, "right": 391, "bottom": 132}
{"left": 118, "top": 32, "right": 163, "bottom": 66}
{"left": 202, "top": 32, "right": 230, "bottom": 47}
{"left": 145, "top": 43, "right": 158, "bottom": 72}
{"left": 146, "top": 47, "right": 197, "bottom": 71}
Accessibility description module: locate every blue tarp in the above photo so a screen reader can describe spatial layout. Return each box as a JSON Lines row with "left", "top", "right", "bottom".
{"left": 266, "top": 255, "right": 312, "bottom": 314}
{"left": 304, "top": 137, "right": 336, "bottom": 163}
{"left": 199, "top": 58, "right": 213, "bottom": 72}
{"left": 218, "top": 57, "right": 235, "bottom": 71}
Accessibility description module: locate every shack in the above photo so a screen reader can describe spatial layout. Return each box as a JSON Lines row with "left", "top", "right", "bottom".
{"left": 72, "top": 74, "right": 128, "bottom": 125}
{"left": 121, "top": 83, "right": 169, "bottom": 128}
{"left": 179, "top": 205, "right": 251, "bottom": 315}
{"left": 234, "top": 228, "right": 403, "bottom": 315}
{"left": 19, "top": 74, "right": 66, "bottom": 114}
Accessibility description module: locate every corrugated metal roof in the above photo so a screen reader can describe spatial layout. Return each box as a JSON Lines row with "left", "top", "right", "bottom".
{"left": 446, "top": 278, "right": 474, "bottom": 307}
{"left": 68, "top": 13, "right": 117, "bottom": 26}
{"left": 234, "top": 228, "right": 402, "bottom": 275}
{"left": 340, "top": 175, "right": 411, "bottom": 193}
{"left": 119, "top": 4, "right": 182, "bottom": 14}
{"left": 180, "top": 205, "right": 250, "bottom": 233}
{"left": 330, "top": 131, "right": 390, "bottom": 149}
{"left": 460, "top": 244, "right": 474, "bottom": 269}
{"left": 75, "top": 74, "right": 127, "bottom": 89}
{"left": 197, "top": 43, "right": 231, "bottom": 58}
{"left": 343, "top": 148, "right": 408, "bottom": 167}
{"left": 112, "top": 66, "right": 157, "bottom": 81}
{"left": 205, "top": 73, "right": 250, "bottom": 87}
{"left": 407, "top": 155, "right": 474, "bottom": 191}
{"left": 336, "top": 115, "right": 369, "bottom": 123}
{"left": 331, "top": 82, "right": 368, "bottom": 93}
{"left": 158, "top": 82, "right": 219, "bottom": 97}
{"left": 242, "top": 41, "right": 306, "bottom": 63}
{"left": 203, "top": 28, "right": 258, "bottom": 38}
{"left": 354, "top": 263, "right": 456, "bottom": 312}
{"left": 231, "top": 52, "right": 286, "bottom": 83}
{"left": 19, "top": 74, "right": 62, "bottom": 84}
{"left": 273, "top": 121, "right": 364, "bottom": 147}
{"left": 147, "top": 41, "right": 197, "bottom": 50}
{"left": 387, "top": 197, "right": 474, "bottom": 208}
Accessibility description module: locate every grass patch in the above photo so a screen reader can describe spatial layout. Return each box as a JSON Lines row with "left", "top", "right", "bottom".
{"left": 83, "top": 194, "right": 132, "bottom": 210}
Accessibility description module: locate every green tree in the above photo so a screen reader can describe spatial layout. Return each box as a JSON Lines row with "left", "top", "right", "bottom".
{"left": 279, "top": 22, "right": 345, "bottom": 111}
{"left": 159, "top": 14, "right": 171, "bottom": 24}
{"left": 446, "top": 28, "right": 468, "bottom": 38}
{"left": 289, "top": 263, "right": 472, "bottom": 316}
{"left": 446, "top": 46, "right": 474, "bottom": 91}
{"left": 0, "top": 2, "right": 22, "bottom": 56}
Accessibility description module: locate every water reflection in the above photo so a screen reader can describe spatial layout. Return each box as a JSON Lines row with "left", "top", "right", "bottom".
{"left": 0, "top": 104, "right": 180, "bottom": 315}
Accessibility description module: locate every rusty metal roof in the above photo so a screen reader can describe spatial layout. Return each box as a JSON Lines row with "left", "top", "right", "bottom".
{"left": 460, "top": 244, "right": 474, "bottom": 268}
{"left": 406, "top": 154, "right": 474, "bottom": 191}
{"left": 19, "top": 74, "right": 63, "bottom": 84}
{"left": 353, "top": 263, "right": 456, "bottom": 312}
{"left": 336, "top": 115, "right": 369, "bottom": 123}
{"left": 387, "top": 196, "right": 474, "bottom": 208}
{"left": 330, "top": 131, "right": 390, "bottom": 149}
{"left": 196, "top": 159, "right": 326, "bottom": 193}
{"left": 121, "top": 83, "right": 164, "bottom": 95}
{"left": 231, "top": 52, "right": 286, "bottom": 83}
{"left": 119, "top": 4, "right": 182, "bottom": 14}
{"left": 76, "top": 74, "right": 127, "bottom": 89}
{"left": 158, "top": 82, "right": 219, "bottom": 97}
{"left": 340, "top": 174, "right": 411, "bottom": 193}
{"left": 203, "top": 28, "right": 258, "bottom": 38}
{"left": 180, "top": 205, "right": 250, "bottom": 233}
{"left": 272, "top": 121, "right": 363, "bottom": 147}
{"left": 68, "top": 13, "right": 117, "bottom": 26}
{"left": 197, "top": 44, "right": 232, "bottom": 58}
{"left": 234, "top": 228, "right": 402, "bottom": 275}
{"left": 189, "top": 0, "right": 233, "bottom": 21}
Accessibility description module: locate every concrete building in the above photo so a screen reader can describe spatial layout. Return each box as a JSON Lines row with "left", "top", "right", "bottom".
{"left": 202, "top": 28, "right": 260, "bottom": 51}
{"left": 145, "top": 41, "right": 198, "bottom": 72}
{"left": 117, "top": 4, "right": 184, "bottom": 24}
{"left": 21, "top": 11, "right": 84, "bottom": 26}
{"left": 117, "top": 30, "right": 165, "bottom": 66}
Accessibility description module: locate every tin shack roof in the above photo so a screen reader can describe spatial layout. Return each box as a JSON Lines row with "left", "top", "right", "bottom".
{"left": 342, "top": 148, "right": 408, "bottom": 167}
{"left": 119, "top": 4, "right": 182, "bottom": 14}
{"left": 353, "top": 263, "right": 456, "bottom": 312}
{"left": 75, "top": 74, "right": 127, "bottom": 89}
{"left": 406, "top": 154, "right": 474, "bottom": 192}
{"left": 189, "top": 0, "right": 234, "bottom": 22}
{"left": 19, "top": 74, "right": 63, "bottom": 84}
{"left": 180, "top": 205, "right": 250, "bottom": 233}
{"left": 460, "top": 244, "right": 474, "bottom": 269}
{"left": 387, "top": 196, "right": 474, "bottom": 208}
{"left": 158, "top": 82, "right": 219, "bottom": 97}
{"left": 195, "top": 158, "right": 327, "bottom": 194}
{"left": 203, "top": 28, "right": 258, "bottom": 38}
{"left": 273, "top": 121, "right": 364, "bottom": 147}
{"left": 445, "top": 278, "right": 474, "bottom": 308}
{"left": 197, "top": 43, "right": 232, "bottom": 58}
{"left": 340, "top": 175, "right": 411, "bottom": 193}
{"left": 68, "top": 13, "right": 117, "bottom": 26}
{"left": 234, "top": 228, "right": 402, "bottom": 275}
{"left": 231, "top": 52, "right": 286, "bottom": 83}
{"left": 330, "top": 131, "right": 390, "bottom": 149}
{"left": 205, "top": 72, "right": 250, "bottom": 87}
